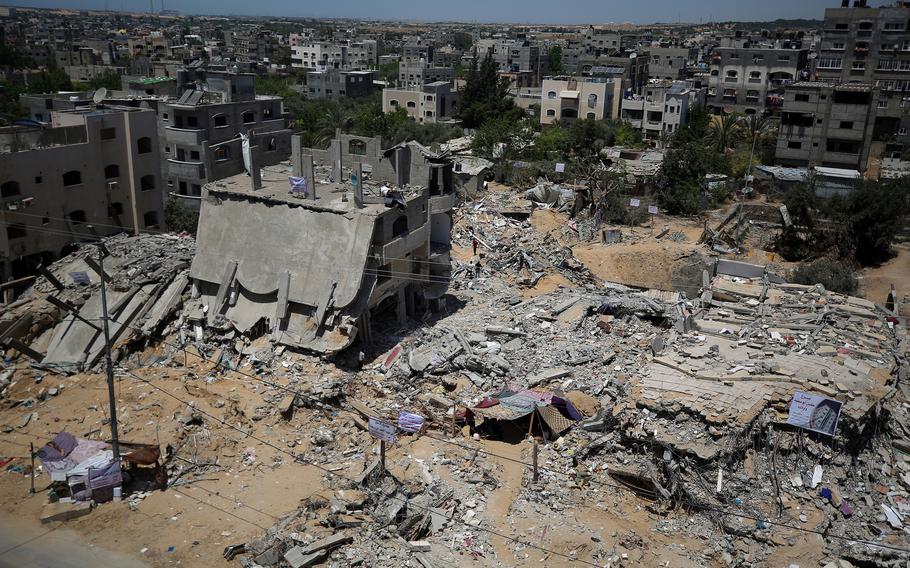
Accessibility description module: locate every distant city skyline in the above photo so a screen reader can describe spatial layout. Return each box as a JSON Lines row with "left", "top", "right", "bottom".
{"left": 4, "top": 0, "right": 881, "bottom": 24}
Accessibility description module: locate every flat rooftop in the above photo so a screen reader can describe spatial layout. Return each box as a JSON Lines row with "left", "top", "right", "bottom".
{"left": 204, "top": 161, "right": 425, "bottom": 215}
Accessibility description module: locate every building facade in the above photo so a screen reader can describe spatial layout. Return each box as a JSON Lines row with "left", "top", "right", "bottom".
{"left": 775, "top": 82, "right": 877, "bottom": 171}
{"left": 306, "top": 70, "right": 375, "bottom": 99}
{"left": 621, "top": 80, "right": 703, "bottom": 140}
{"left": 540, "top": 77, "right": 621, "bottom": 125}
{"left": 0, "top": 106, "right": 164, "bottom": 280}
{"left": 707, "top": 44, "right": 809, "bottom": 115}
{"left": 382, "top": 82, "right": 459, "bottom": 124}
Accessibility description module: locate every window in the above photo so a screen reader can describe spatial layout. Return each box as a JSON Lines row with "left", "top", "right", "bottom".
{"left": 586, "top": 112, "right": 596, "bottom": 119}
{"left": 108, "top": 202, "right": 124, "bottom": 216}
{"left": 795, "top": 93, "right": 811, "bottom": 102}
{"left": 406, "top": 101, "right": 416, "bottom": 108}
{"left": 787, "top": 141, "right": 802, "bottom": 149}
{"left": 425, "top": 110, "right": 434, "bottom": 117}
{"left": 839, "top": 121, "right": 854, "bottom": 129}
{"left": 178, "top": 181, "right": 187, "bottom": 195}
{"left": 162, "top": 112, "right": 169, "bottom": 120}
{"left": 140, "top": 175, "right": 155, "bottom": 191}
{"left": 136, "top": 137, "right": 152, "bottom": 154}
{"left": 749, "top": 71, "right": 762, "bottom": 79}
{"left": 214, "top": 146, "right": 231, "bottom": 161}
{"left": 143, "top": 211, "right": 159, "bottom": 228}
{"left": 817, "top": 57, "right": 842, "bottom": 69}
{"left": 41, "top": 217, "right": 49, "bottom": 225}
{"left": 190, "top": 150, "right": 200, "bottom": 160}
{"left": 35, "top": 176, "right": 42, "bottom": 184}
{"left": 832, "top": 42, "right": 845, "bottom": 50}
{"left": 726, "top": 70, "right": 738, "bottom": 78}
{"left": 68, "top": 210, "right": 87, "bottom": 225}
{"left": 241, "top": 110, "right": 255, "bottom": 123}
{"left": 900, "top": 60, "right": 910, "bottom": 71}
{"left": 547, "top": 91, "right": 557, "bottom": 99}
{"left": 852, "top": 61, "right": 866, "bottom": 70}
{"left": 213, "top": 114, "right": 228, "bottom": 127}
{"left": 546, "top": 109, "right": 556, "bottom": 117}
{"left": 187, "top": 116, "right": 199, "bottom": 127}
{"left": 6, "top": 223, "right": 26, "bottom": 240}
{"left": 389, "top": 100, "right": 399, "bottom": 107}
{"left": 62, "top": 170, "right": 82, "bottom": 187}
{"left": 1, "top": 181, "right": 20, "bottom": 198}
{"left": 100, "top": 127, "right": 116, "bottom": 140}
{"left": 104, "top": 164, "right": 119, "bottom": 179}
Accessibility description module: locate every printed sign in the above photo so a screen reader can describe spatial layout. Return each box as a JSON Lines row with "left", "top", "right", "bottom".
{"left": 398, "top": 412, "right": 425, "bottom": 433}
{"left": 289, "top": 176, "right": 308, "bottom": 195}
{"left": 648, "top": 205, "right": 659, "bottom": 215}
{"left": 368, "top": 417, "right": 396, "bottom": 444}
{"left": 786, "top": 391, "right": 842, "bottom": 437}
{"left": 629, "top": 198, "right": 641, "bottom": 208}
{"left": 555, "top": 163, "right": 566, "bottom": 173}
{"left": 69, "top": 271, "right": 91, "bottom": 285}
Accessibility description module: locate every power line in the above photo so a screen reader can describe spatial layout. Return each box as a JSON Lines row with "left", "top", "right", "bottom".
{"left": 117, "top": 367, "right": 607, "bottom": 567}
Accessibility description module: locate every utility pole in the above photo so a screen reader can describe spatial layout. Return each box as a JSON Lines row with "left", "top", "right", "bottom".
{"left": 98, "top": 243, "right": 120, "bottom": 460}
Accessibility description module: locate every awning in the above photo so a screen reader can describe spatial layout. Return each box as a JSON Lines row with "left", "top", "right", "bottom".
{"left": 560, "top": 90, "right": 580, "bottom": 99}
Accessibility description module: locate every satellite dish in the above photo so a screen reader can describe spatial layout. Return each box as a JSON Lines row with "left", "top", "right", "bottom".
{"left": 92, "top": 87, "right": 108, "bottom": 104}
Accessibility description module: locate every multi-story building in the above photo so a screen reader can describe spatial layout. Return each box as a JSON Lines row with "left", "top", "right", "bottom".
{"left": 775, "top": 82, "right": 878, "bottom": 172}
{"left": 291, "top": 42, "right": 349, "bottom": 71}
{"left": 486, "top": 40, "right": 549, "bottom": 84}
{"left": 621, "top": 80, "right": 704, "bottom": 140}
{"left": 707, "top": 43, "right": 810, "bottom": 115}
{"left": 0, "top": 106, "right": 164, "bottom": 280}
{"left": 188, "top": 131, "right": 454, "bottom": 354}
{"left": 402, "top": 40, "right": 434, "bottom": 65}
{"left": 540, "top": 77, "right": 622, "bottom": 125}
{"left": 306, "top": 70, "right": 375, "bottom": 99}
{"left": 815, "top": 0, "right": 910, "bottom": 164}
{"left": 582, "top": 27, "right": 640, "bottom": 56}
{"left": 580, "top": 53, "right": 650, "bottom": 95}
{"left": 398, "top": 62, "right": 454, "bottom": 88}
{"left": 160, "top": 72, "right": 292, "bottom": 208}
{"left": 649, "top": 46, "right": 699, "bottom": 81}
{"left": 382, "top": 82, "right": 459, "bottom": 124}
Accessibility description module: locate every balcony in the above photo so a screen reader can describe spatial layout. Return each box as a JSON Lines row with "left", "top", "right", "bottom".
{"left": 165, "top": 126, "right": 204, "bottom": 146}
{"left": 376, "top": 223, "right": 429, "bottom": 263}
{"left": 167, "top": 159, "right": 206, "bottom": 179}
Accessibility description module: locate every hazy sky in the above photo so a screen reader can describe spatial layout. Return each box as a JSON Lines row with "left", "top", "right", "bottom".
{"left": 9, "top": 0, "right": 875, "bottom": 23}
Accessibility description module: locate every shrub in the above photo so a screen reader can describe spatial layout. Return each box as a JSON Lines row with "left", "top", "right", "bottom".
{"left": 790, "top": 259, "right": 858, "bottom": 295}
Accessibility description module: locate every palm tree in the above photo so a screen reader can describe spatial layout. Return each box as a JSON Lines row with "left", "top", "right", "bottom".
{"left": 316, "top": 105, "right": 354, "bottom": 141}
{"left": 743, "top": 113, "right": 771, "bottom": 141}
{"left": 708, "top": 112, "right": 743, "bottom": 153}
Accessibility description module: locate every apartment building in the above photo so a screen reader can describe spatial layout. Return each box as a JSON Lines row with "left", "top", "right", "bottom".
{"left": 382, "top": 82, "right": 459, "bottom": 124}
{"left": 649, "top": 46, "right": 699, "bottom": 80}
{"left": 160, "top": 73, "right": 291, "bottom": 207}
{"left": 815, "top": 0, "right": 910, "bottom": 162}
{"left": 290, "top": 42, "right": 348, "bottom": 71}
{"left": 621, "top": 80, "right": 703, "bottom": 140}
{"left": 775, "top": 82, "right": 878, "bottom": 171}
{"left": 398, "top": 62, "right": 454, "bottom": 88}
{"left": 707, "top": 43, "right": 810, "bottom": 115}
{"left": 306, "top": 70, "right": 375, "bottom": 99}
{"left": 580, "top": 53, "right": 650, "bottom": 95}
{"left": 189, "top": 132, "right": 454, "bottom": 354}
{"left": 402, "top": 40, "right": 434, "bottom": 65}
{"left": 540, "top": 77, "right": 622, "bottom": 125}
{"left": 582, "top": 27, "right": 640, "bottom": 56}
{"left": 0, "top": 106, "right": 163, "bottom": 280}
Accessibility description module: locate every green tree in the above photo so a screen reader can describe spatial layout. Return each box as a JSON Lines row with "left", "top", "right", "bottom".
{"left": 708, "top": 113, "right": 743, "bottom": 152}
{"left": 88, "top": 69, "right": 123, "bottom": 91}
{"left": 827, "top": 179, "right": 910, "bottom": 265}
{"left": 791, "top": 259, "right": 858, "bottom": 294}
{"left": 255, "top": 75, "right": 296, "bottom": 98}
{"left": 459, "top": 50, "right": 523, "bottom": 129}
{"left": 614, "top": 121, "right": 643, "bottom": 148}
{"left": 378, "top": 61, "right": 399, "bottom": 84}
{"left": 164, "top": 195, "right": 200, "bottom": 235}
{"left": 27, "top": 69, "right": 73, "bottom": 93}
{"left": 547, "top": 45, "right": 563, "bottom": 76}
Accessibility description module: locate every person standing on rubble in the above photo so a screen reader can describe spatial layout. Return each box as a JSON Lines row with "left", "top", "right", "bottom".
{"left": 472, "top": 236, "right": 479, "bottom": 256}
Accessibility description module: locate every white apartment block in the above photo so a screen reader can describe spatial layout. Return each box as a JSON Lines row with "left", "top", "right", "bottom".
{"left": 540, "top": 77, "right": 621, "bottom": 125}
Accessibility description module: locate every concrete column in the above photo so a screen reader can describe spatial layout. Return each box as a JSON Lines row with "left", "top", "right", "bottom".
{"left": 396, "top": 287, "right": 408, "bottom": 326}
{"left": 249, "top": 145, "right": 262, "bottom": 190}
{"left": 302, "top": 153, "right": 316, "bottom": 201}
{"left": 332, "top": 138, "right": 343, "bottom": 182}
{"left": 291, "top": 135, "right": 303, "bottom": 177}
{"left": 353, "top": 161, "right": 364, "bottom": 208}
{"left": 123, "top": 111, "right": 141, "bottom": 236}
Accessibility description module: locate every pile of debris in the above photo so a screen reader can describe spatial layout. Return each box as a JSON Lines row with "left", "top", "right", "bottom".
{"left": 0, "top": 233, "right": 195, "bottom": 375}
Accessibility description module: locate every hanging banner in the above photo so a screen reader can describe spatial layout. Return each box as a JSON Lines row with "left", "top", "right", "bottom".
{"left": 368, "top": 417, "right": 396, "bottom": 443}
{"left": 786, "top": 391, "right": 842, "bottom": 437}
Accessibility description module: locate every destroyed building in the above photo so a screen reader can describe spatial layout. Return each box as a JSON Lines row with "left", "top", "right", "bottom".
{"left": 187, "top": 132, "right": 455, "bottom": 354}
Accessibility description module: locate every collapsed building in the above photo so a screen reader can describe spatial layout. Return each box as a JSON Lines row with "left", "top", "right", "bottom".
{"left": 187, "top": 132, "right": 456, "bottom": 354}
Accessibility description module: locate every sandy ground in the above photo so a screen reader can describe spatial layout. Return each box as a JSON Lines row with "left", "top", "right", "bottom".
{"left": 859, "top": 243, "right": 910, "bottom": 311}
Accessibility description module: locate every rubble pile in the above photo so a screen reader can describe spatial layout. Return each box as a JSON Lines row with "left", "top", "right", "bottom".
{"left": 0, "top": 233, "right": 195, "bottom": 376}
